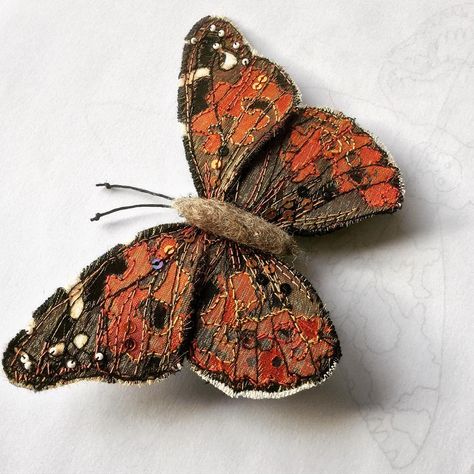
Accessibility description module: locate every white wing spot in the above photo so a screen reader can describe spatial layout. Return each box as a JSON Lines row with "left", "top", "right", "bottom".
{"left": 48, "top": 342, "right": 65, "bottom": 356}
{"left": 178, "top": 122, "right": 188, "bottom": 137}
{"left": 221, "top": 51, "right": 238, "bottom": 70}
{"left": 178, "top": 67, "right": 211, "bottom": 88}
{"left": 25, "top": 319, "right": 36, "bottom": 334}
{"left": 69, "top": 282, "right": 84, "bottom": 319}
{"left": 73, "top": 334, "right": 88, "bottom": 349}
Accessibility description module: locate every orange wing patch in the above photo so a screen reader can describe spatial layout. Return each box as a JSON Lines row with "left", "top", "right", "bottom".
{"left": 191, "top": 67, "right": 293, "bottom": 154}
{"left": 231, "top": 107, "right": 403, "bottom": 234}
{"left": 179, "top": 16, "right": 299, "bottom": 198}
{"left": 2, "top": 224, "right": 204, "bottom": 391}
{"left": 280, "top": 113, "right": 372, "bottom": 183}
{"left": 100, "top": 234, "right": 196, "bottom": 362}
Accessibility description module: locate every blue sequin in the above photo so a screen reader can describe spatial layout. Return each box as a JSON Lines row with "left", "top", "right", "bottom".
{"left": 151, "top": 258, "right": 164, "bottom": 270}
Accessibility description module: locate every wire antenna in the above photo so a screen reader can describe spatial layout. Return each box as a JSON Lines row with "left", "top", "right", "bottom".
{"left": 96, "top": 182, "right": 174, "bottom": 201}
{"left": 90, "top": 203, "right": 172, "bottom": 222}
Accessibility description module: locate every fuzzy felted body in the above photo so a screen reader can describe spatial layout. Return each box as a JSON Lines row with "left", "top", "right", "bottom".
{"left": 173, "top": 197, "right": 297, "bottom": 256}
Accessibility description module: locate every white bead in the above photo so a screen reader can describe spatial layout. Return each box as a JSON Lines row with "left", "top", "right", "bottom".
{"left": 94, "top": 352, "right": 104, "bottom": 361}
{"left": 190, "top": 37, "right": 197, "bottom": 45}
{"left": 212, "top": 43, "right": 220, "bottom": 50}
{"left": 218, "top": 29, "right": 225, "bottom": 37}
{"left": 20, "top": 353, "right": 29, "bottom": 363}
{"left": 210, "top": 24, "right": 216, "bottom": 31}
{"left": 242, "top": 58, "right": 249, "bottom": 66}
{"left": 232, "top": 42, "right": 240, "bottom": 49}
{"left": 66, "top": 359, "right": 76, "bottom": 369}
{"left": 24, "top": 361, "right": 33, "bottom": 371}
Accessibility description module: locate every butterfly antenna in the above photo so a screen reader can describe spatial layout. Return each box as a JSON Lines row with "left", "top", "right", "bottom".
{"left": 91, "top": 203, "right": 172, "bottom": 222}
{"left": 96, "top": 182, "right": 174, "bottom": 201}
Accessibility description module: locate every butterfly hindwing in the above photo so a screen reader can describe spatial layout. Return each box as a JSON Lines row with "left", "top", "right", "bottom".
{"left": 229, "top": 107, "right": 403, "bottom": 234}
{"left": 3, "top": 224, "right": 204, "bottom": 391}
{"left": 178, "top": 16, "right": 300, "bottom": 198}
{"left": 188, "top": 239, "right": 341, "bottom": 398}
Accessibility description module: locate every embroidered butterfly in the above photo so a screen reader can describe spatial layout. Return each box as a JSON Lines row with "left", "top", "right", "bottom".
{"left": 3, "top": 16, "right": 403, "bottom": 398}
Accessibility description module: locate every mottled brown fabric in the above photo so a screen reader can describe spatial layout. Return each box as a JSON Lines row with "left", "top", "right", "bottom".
{"left": 173, "top": 197, "right": 297, "bottom": 256}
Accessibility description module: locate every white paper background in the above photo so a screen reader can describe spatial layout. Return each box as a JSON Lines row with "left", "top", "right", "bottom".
{"left": 0, "top": 1, "right": 473, "bottom": 473}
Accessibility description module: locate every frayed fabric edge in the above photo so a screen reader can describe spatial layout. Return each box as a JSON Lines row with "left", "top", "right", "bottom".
{"left": 189, "top": 358, "right": 339, "bottom": 399}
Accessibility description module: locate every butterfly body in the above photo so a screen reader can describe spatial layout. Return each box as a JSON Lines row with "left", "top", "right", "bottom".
{"left": 3, "top": 16, "right": 403, "bottom": 398}
{"left": 173, "top": 197, "right": 297, "bottom": 256}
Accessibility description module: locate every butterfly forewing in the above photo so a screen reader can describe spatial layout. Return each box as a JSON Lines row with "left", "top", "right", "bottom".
{"left": 229, "top": 107, "right": 403, "bottom": 234}
{"left": 3, "top": 224, "right": 204, "bottom": 390}
{"left": 178, "top": 16, "right": 300, "bottom": 198}
{"left": 188, "top": 239, "right": 341, "bottom": 398}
